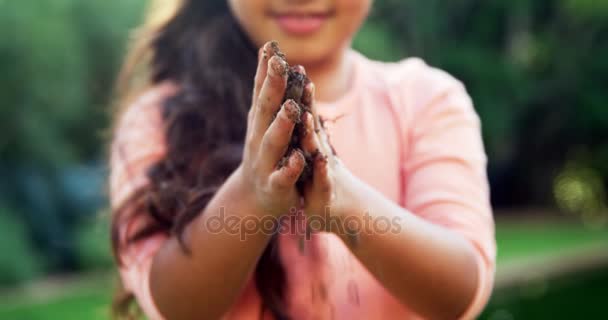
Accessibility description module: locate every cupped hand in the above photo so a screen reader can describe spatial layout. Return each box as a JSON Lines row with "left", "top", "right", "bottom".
{"left": 239, "top": 42, "right": 305, "bottom": 217}
{"left": 298, "top": 79, "right": 361, "bottom": 233}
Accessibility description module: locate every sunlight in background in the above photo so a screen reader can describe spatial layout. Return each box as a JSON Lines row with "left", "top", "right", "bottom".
{"left": 554, "top": 164, "right": 608, "bottom": 229}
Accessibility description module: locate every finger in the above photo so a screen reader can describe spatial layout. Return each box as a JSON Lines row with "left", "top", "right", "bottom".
{"left": 252, "top": 41, "right": 279, "bottom": 108}
{"left": 302, "top": 80, "right": 322, "bottom": 130}
{"left": 302, "top": 81, "right": 331, "bottom": 156}
{"left": 269, "top": 149, "right": 306, "bottom": 190}
{"left": 300, "top": 111, "right": 321, "bottom": 156}
{"left": 301, "top": 78, "right": 314, "bottom": 112}
{"left": 260, "top": 100, "right": 300, "bottom": 170}
{"left": 299, "top": 81, "right": 328, "bottom": 154}
{"left": 252, "top": 55, "right": 288, "bottom": 144}
{"left": 301, "top": 79, "right": 321, "bottom": 154}
{"left": 320, "top": 127, "right": 338, "bottom": 159}
{"left": 313, "top": 122, "right": 333, "bottom": 158}
{"left": 249, "top": 44, "right": 270, "bottom": 136}
{"left": 299, "top": 80, "right": 326, "bottom": 151}
{"left": 313, "top": 152, "right": 332, "bottom": 196}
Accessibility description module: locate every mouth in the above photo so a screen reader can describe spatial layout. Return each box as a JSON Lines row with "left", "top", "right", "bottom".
{"left": 269, "top": 10, "right": 335, "bottom": 36}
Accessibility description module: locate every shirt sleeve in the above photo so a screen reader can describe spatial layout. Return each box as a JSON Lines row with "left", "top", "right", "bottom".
{"left": 399, "top": 60, "right": 496, "bottom": 319}
{"left": 109, "top": 84, "right": 175, "bottom": 320}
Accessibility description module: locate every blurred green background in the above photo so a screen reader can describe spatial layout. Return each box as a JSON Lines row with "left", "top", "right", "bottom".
{"left": 1, "top": 0, "right": 607, "bottom": 319}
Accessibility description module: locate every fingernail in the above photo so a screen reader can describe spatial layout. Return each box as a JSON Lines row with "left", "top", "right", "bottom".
{"left": 301, "top": 112, "right": 313, "bottom": 137}
{"left": 305, "top": 112, "right": 314, "bottom": 128}
{"left": 294, "top": 148, "right": 305, "bottom": 162}
{"left": 269, "top": 56, "right": 287, "bottom": 78}
{"left": 283, "top": 99, "right": 301, "bottom": 123}
{"left": 315, "top": 151, "right": 328, "bottom": 165}
{"left": 302, "top": 80, "right": 315, "bottom": 106}
{"left": 269, "top": 40, "right": 286, "bottom": 60}
{"left": 289, "top": 148, "right": 306, "bottom": 168}
{"left": 270, "top": 40, "right": 280, "bottom": 53}
{"left": 292, "top": 65, "right": 306, "bottom": 75}
{"left": 262, "top": 42, "right": 274, "bottom": 61}
{"left": 261, "top": 49, "right": 267, "bottom": 63}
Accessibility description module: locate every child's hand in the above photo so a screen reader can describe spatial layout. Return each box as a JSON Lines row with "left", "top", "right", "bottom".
{"left": 299, "top": 81, "right": 360, "bottom": 232}
{"left": 239, "top": 42, "right": 305, "bottom": 217}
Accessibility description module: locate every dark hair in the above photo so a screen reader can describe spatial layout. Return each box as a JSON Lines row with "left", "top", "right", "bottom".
{"left": 111, "top": 1, "right": 289, "bottom": 319}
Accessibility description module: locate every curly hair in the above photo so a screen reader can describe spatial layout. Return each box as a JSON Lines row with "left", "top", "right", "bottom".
{"left": 110, "top": 1, "right": 289, "bottom": 319}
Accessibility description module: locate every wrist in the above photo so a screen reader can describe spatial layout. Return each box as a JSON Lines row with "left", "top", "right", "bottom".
{"left": 333, "top": 166, "right": 365, "bottom": 218}
{"left": 227, "top": 166, "right": 268, "bottom": 218}
{"left": 328, "top": 169, "right": 370, "bottom": 242}
{"left": 328, "top": 207, "right": 367, "bottom": 247}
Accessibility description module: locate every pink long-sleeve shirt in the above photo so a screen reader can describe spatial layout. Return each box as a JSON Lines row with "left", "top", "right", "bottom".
{"left": 110, "top": 51, "right": 496, "bottom": 320}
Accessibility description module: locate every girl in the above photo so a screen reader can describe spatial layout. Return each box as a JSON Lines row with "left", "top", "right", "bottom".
{"left": 109, "top": 0, "right": 495, "bottom": 319}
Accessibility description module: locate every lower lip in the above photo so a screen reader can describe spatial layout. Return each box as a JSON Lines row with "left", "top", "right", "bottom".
{"left": 274, "top": 15, "right": 328, "bottom": 36}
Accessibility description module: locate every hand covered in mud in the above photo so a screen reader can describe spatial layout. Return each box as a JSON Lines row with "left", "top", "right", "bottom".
{"left": 298, "top": 80, "right": 360, "bottom": 234}
{"left": 242, "top": 41, "right": 359, "bottom": 226}
{"left": 240, "top": 41, "right": 306, "bottom": 217}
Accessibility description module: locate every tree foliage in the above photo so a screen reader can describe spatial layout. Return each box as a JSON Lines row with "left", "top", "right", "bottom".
{"left": 0, "top": 0, "right": 607, "bottom": 280}
{"left": 355, "top": 0, "right": 608, "bottom": 206}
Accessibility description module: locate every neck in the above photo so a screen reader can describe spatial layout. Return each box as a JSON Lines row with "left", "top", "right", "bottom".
{"left": 303, "top": 48, "right": 353, "bottom": 104}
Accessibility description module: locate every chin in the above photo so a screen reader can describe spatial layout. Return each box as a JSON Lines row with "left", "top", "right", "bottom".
{"left": 274, "top": 36, "right": 342, "bottom": 67}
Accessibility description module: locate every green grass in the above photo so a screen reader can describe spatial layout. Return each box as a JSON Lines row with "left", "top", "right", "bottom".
{"left": 0, "top": 220, "right": 607, "bottom": 319}
{"left": 495, "top": 219, "right": 608, "bottom": 263}
{"left": 481, "top": 267, "right": 608, "bottom": 319}
{"left": 0, "top": 291, "right": 110, "bottom": 320}
{"left": 0, "top": 275, "right": 112, "bottom": 320}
